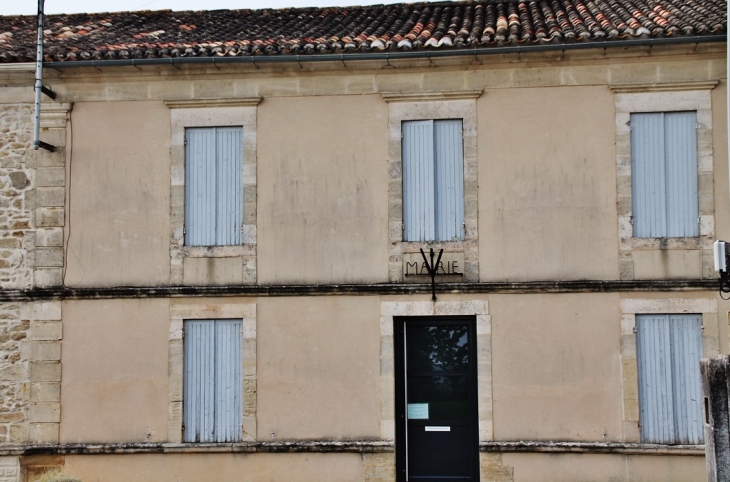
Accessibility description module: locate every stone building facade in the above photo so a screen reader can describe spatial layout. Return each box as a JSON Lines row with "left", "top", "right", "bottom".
{"left": 0, "top": 2, "right": 727, "bottom": 481}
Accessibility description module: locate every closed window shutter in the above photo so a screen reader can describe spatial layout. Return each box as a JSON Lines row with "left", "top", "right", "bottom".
{"left": 185, "top": 127, "right": 243, "bottom": 246}
{"left": 184, "top": 319, "right": 242, "bottom": 443}
{"left": 402, "top": 120, "right": 465, "bottom": 242}
{"left": 403, "top": 120, "right": 436, "bottom": 242}
{"left": 215, "top": 127, "right": 243, "bottom": 245}
{"left": 668, "top": 314, "right": 703, "bottom": 444}
{"left": 636, "top": 314, "right": 703, "bottom": 444}
{"left": 434, "top": 120, "right": 465, "bottom": 241}
{"left": 183, "top": 320, "right": 216, "bottom": 442}
{"left": 664, "top": 113, "right": 699, "bottom": 237}
{"left": 185, "top": 128, "right": 218, "bottom": 246}
{"left": 214, "top": 320, "right": 242, "bottom": 442}
{"left": 631, "top": 112, "right": 698, "bottom": 238}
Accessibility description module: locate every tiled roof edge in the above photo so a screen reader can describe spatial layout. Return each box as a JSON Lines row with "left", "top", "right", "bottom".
{"left": 38, "top": 35, "right": 727, "bottom": 69}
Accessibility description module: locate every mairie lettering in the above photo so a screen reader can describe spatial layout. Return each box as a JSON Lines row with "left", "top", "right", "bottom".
{"left": 405, "top": 260, "right": 462, "bottom": 276}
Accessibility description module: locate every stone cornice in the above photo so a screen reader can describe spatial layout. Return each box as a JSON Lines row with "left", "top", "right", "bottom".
{"left": 0, "top": 63, "right": 35, "bottom": 73}
{"left": 381, "top": 90, "right": 483, "bottom": 103}
{"left": 164, "top": 98, "right": 262, "bottom": 109}
{"left": 39, "top": 102, "right": 73, "bottom": 129}
{"left": 0, "top": 279, "right": 717, "bottom": 301}
{"left": 609, "top": 80, "right": 719, "bottom": 93}
{"left": 1, "top": 440, "right": 703, "bottom": 456}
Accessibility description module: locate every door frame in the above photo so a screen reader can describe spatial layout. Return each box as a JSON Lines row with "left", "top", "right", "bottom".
{"left": 394, "top": 315, "right": 480, "bottom": 482}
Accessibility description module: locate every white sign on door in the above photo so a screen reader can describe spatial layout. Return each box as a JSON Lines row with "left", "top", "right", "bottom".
{"left": 407, "top": 403, "right": 429, "bottom": 420}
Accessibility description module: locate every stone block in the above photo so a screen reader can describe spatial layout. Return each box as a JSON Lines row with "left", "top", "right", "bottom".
{"left": 29, "top": 423, "right": 59, "bottom": 443}
{"left": 168, "top": 377, "right": 183, "bottom": 401}
{"left": 0, "top": 412, "right": 25, "bottom": 424}
{"left": 35, "top": 248, "right": 63, "bottom": 268}
{"left": 29, "top": 362, "right": 61, "bottom": 382}
{"left": 622, "top": 356, "right": 637, "bottom": 376}
{"left": 480, "top": 465, "right": 514, "bottom": 482}
{"left": 241, "top": 418, "right": 256, "bottom": 441}
{"left": 35, "top": 168, "right": 65, "bottom": 187}
{"left": 30, "top": 383, "right": 61, "bottom": 402}
{"left": 620, "top": 297, "right": 717, "bottom": 314}
{"left": 624, "top": 397, "right": 639, "bottom": 421}
{"left": 30, "top": 321, "right": 62, "bottom": 341}
{"left": 0, "top": 364, "right": 27, "bottom": 381}
{"left": 624, "top": 421, "right": 640, "bottom": 442}
{"left": 169, "top": 341, "right": 183, "bottom": 375}
{"left": 380, "top": 419, "right": 395, "bottom": 440}
{"left": 618, "top": 318, "right": 634, "bottom": 339}
{"left": 0, "top": 456, "right": 19, "bottom": 468}
{"left": 31, "top": 342, "right": 61, "bottom": 361}
{"left": 257, "top": 78, "right": 300, "bottom": 97}
{"left": 35, "top": 187, "right": 65, "bottom": 207}
{"left": 8, "top": 424, "right": 28, "bottom": 444}
{"left": 34, "top": 269, "right": 63, "bottom": 288}
{"left": 29, "top": 403, "right": 60, "bottom": 423}
{"left": 299, "top": 75, "right": 347, "bottom": 96}
{"left": 0, "top": 238, "right": 21, "bottom": 249}
{"left": 35, "top": 207, "right": 64, "bottom": 227}
{"left": 35, "top": 228, "right": 63, "bottom": 247}
{"left": 376, "top": 73, "right": 424, "bottom": 93}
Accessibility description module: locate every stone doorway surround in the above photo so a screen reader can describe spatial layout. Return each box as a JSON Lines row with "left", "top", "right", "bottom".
{"left": 376, "top": 299, "right": 512, "bottom": 481}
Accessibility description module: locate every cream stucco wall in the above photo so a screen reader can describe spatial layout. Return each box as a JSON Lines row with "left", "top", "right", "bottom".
{"left": 479, "top": 86, "right": 619, "bottom": 282}
{"left": 20, "top": 51, "right": 721, "bottom": 287}
{"left": 63, "top": 453, "right": 364, "bottom": 482}
{"left": 60, "top": 299, "right": 170, "bottom": 443}
{"left": 256, "top": 296, "right": 381, "bottom": 439}
{"left": 257, "top": 94, "right": 389, "bottom": 284}
{"left": 64, "top": 101, "right": 171, "bottom": 287}
{"left": 503, "top": 453, "right": 705, "bottom": 482}
{"left": 490, "top": 293, "right": 624, "bottom": 441}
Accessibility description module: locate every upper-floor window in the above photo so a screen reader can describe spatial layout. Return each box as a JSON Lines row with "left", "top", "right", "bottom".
{"left": 402, "top": 119, "right": 465, "bottom": 242}
{"left": 185, "top": 126, "right": 244, "bottom": 246}
{"left": 631, "top": 112, "right": 698, "bottom": 238}
{"left": 636, "top": 313, "right": 703, "bottom": 444}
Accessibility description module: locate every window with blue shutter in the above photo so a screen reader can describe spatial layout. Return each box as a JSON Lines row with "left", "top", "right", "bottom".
{"left": 636, "top": 314, "right": 704, "bottom": 444}
{"left": 402, "top": 119, "right": 465, "bottom": 242}
{"left": 183, "top": 319, "right": 242, "bottom": 443}
{"left": 185, "top": 127, "right": 243, "bottom": 246}
{"left": 631, "top": 112, "right": 698, "bottom": 238}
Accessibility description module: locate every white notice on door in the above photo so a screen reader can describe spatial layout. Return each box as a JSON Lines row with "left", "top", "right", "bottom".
{"left": 407, "top": 403, "right": 429, "bottom": 419}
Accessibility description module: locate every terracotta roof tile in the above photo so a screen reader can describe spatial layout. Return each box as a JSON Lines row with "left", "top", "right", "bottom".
{"left": 0, "top": 0, "right": 725, "bottom": 63}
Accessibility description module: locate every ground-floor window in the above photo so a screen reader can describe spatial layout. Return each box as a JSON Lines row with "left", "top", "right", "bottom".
{"left": 636, "top": 314, "right": 704, "bottom": 444}
{"left": 183, "top": 319, "right": 243, "bottom": 443}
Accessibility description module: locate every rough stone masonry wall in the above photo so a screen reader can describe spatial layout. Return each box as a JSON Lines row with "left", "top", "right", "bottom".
{"left": 0, "top": 302, "right": 28, "bottom": 445}
{"left": 0, "top": 102, "right": 68, "bottom": 481}
{"left": 0, "top": 104, "right": 34, "bottom": 290}
{"left": 0, "top": 102, "right": 70, "bottom": 291}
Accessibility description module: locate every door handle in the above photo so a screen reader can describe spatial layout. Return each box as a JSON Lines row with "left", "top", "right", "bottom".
{"left": 425, "top": 426, "right": 451, "bottom": 432}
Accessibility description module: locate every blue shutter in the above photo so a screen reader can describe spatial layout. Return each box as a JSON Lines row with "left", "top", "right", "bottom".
{"left": 184, "top": 319, "right": 242, "bottom": 443}
{"left": 434, "top": 120, "right": 465, "bottom": 241}
{"left": 637, "top": 314, "right": 704, "bottom": 444}
{"left": 669, "top": 314, "right": 703, "bottom": 444}
{"left": 637, "top": 314, "right": 675, "bottom": 443}
{"left": 185, "top": 127, "right": 243, "bottom": 246}
{"left": 664, "top": 113, "right": 698, "bottom": 237}
{"left": 631, "top": 112, "right": 698, "bottom": 238}
{"left": 631, "top": 113, "right": 667, "bottom": 238}
{"left": 183, "top": 320, "right": 215, "bottom": 442}
{"left": 215, "top": 128, "right": 243, "bottom": 246}
{"left": 185, "top": 128, "right": 217, "bottom": 246}
{"left": 214, "top": 320, "right": 242, "bottom": 442}
{"left": 403, "top": 120, "right": 436, "bottom": 242}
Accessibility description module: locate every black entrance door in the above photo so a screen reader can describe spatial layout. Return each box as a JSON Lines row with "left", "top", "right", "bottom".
{"left": 394, "top": 316, "right": 479, "bottom": 481}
